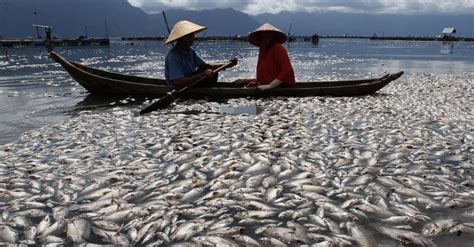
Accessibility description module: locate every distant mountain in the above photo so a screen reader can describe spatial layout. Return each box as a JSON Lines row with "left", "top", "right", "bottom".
{"left": 254, "top": 12, "right": 474, "bottom": 37}
{"left": 0, "top": 0, "right": 259, "bottom": 38}
{"left": 152, "top": 9, "right": 260, "bottom": 36}
{"left": 0, "top": 0, "right": 472, "bottom": 38}
{"left": 0, "top": 0, "right": 156, "bottom": 38}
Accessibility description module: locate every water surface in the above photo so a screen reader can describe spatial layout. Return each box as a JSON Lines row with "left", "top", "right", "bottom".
{"left": 1, "top": 39, "right": 473, "bottom": 144}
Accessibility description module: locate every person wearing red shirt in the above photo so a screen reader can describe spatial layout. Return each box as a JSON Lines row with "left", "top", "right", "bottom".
{"left": 235, "top": 23, "right": 296, "bottom": 90}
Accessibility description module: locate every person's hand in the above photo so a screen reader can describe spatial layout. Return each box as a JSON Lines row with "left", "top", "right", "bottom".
{"left": 229, "top": 57, "right": 238, "bottom": 67}
{"left": 245, "top": 81, "right": 259, "bottom": 88}
{"left": 257, "top": 84, "right": 272, "bottom": 91}
{"left": 232, "top": 78, "right": 248, "bottom": 86}
{"left": 202, "top": 69, "right": 214, "bottom": 78}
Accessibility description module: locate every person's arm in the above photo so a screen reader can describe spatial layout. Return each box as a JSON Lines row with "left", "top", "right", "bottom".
{"left": 207, "top": 57, "right": 238, "bottom": 70}
{"left": 257, "top": 79, "right": 282, "bottom": 91}
{"left": 171, "top": 69, "right": 213, "bottom": 89}
{"left": 172, "top": 57, "right": 238, "bottom": 89}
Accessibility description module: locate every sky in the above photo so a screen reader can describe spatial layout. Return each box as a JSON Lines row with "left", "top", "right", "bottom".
{"left": 127, "top": 0, "right": 474, "bottom": 15}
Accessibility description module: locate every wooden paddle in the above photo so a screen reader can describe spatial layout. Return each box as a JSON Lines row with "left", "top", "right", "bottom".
{"left": 139, "top": 61, "right": 233, "bottom": 115}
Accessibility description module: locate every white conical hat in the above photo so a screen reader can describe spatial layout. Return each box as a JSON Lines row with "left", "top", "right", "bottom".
{"left": 248, "top": 23, "right": 287, "bottom": 46}
{"left": 165, "top": 20, "right": 207, "bottom": 44}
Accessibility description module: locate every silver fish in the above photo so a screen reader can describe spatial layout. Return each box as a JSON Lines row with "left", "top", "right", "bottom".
{"left": 66, "top": 218, "right": 91, "bottom": 244}
{"left": 0, "top": 225, "right": 17, "bottom": 243}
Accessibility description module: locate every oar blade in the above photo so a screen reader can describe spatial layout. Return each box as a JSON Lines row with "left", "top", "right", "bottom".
{"left": 139, "top": 93, "right": 175, "bottom": 115}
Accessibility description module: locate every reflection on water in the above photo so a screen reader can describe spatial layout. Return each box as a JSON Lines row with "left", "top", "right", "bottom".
{"left": 1, "top": 39, "right": 473, "bottom": 144}
{"left": 440, "top": 42, "right": 454, "bottom": 54}
{"left": 72, "top": 94, "right": 141, "bottom": 112}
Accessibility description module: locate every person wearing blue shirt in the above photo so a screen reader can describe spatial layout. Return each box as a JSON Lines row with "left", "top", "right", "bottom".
{"left": 164, "top": 20, "right": 238, "bottom": 89}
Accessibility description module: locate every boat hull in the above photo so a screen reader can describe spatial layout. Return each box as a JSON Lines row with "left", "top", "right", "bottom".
{"left": 50, "top": 51, "right": 403, "bottom": 98}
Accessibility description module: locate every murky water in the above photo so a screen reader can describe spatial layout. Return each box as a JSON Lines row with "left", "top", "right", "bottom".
{"left": 0, "top": 39, "right": 473, "bottom": 144}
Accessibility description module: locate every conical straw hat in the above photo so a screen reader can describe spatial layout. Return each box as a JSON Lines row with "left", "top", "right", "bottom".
{"left": 248, "top": 23, "right": 287, "bottom": 46}
{"left": 165, "top": 20, "right": 207, "bottom": 44}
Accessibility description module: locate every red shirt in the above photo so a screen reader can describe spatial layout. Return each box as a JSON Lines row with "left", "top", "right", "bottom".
{"left": 256, "top": 43, "right": 296, "bottom": 86}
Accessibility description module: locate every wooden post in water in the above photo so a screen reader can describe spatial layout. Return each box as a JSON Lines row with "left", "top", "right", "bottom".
{"left": 35, "top": 25, "right": 41, "bottom": 39}
{"left": 104, "top": 19, "right": 111, "bottom": 58}
{"left": 45, "top": 27, "right": 53, "bottom": 52}
{"left": 3, "top": 48, "right": 8, "bottom": 62}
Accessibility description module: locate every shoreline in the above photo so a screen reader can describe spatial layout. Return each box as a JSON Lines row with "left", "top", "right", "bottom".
{"left": 2, "top": 35, "right": 473, "bottom": 49}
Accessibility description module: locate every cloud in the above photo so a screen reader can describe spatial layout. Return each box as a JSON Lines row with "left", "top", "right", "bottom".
{"left": 129, "top": 0, "right": 252, "bottom": 13}
{"left": 128, "top": 0, "right": 474, "bottom": 15}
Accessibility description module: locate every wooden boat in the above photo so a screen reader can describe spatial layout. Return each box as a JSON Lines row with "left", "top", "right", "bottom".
{"left": 50, "top": 51, "right": 403, "bottom": 98}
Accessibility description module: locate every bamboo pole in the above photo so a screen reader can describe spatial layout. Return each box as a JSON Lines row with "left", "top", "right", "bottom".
{"left": 162, "top": 11, "right": 174, "bottom": 47}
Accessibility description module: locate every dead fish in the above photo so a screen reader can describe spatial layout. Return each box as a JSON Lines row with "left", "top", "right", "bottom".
{"left": 102, "top": 207, "right": 148, "bottom": 223}
{"left": 23, "top": 226, "right": 37, "bottom": 241}
{"left": 461, "top": 208, "right": 474, "bottom": 218}
{"left": 245, "top": 175, "right": 264, "bottom": 188}
{"left": 52, "top": 206, "right": 69, "bottom": 221}
{"left": 292, "top": 207, "right": 313, "bottom": 219}
{"left": 346, "top": 222, "right": 375, "bottom": 247}
{"left": 66, "top": 218, "right": 91, "bottom": 244}
{"left": 377, "top": 225, "right": 436, "bottom": 246}
{"left": 422, "top": 218, "right": 459, "bottom": 236}
{"left": 72, "top": 198, "right": 119, "bottom": 212}
{"left": 39, "top": 220, "right": 66, "bottom": 238}
{"left": 36, "top": 215, "right": 51, "bottom": 236}
{"left": 171, "top": 219, "right": 205, "bottom": 241}
{"left": 207, "top": 226, "right": 244, "bottom": 237}
{"left": 259, "top": 237, "right": 289, "bottom": 246}
{"left": 91, "top": 226, "right": 130, "bottom": 245}
{"left": 13, "top": 209, "right": 48, "bottom": 218}
{"left": 209, "top": 217, "right": 234, "bottom": 230}
{"left": 262, "top": 177, "right": 278, "bottom": 188}
{"left": 310, "top": 240, "right": 338, "bottom": 247}
{"left": 0, "top": 225, "right": 17, "bottom": 243}
{"left": 38, "top": 235, "right": 65, "bottom": 244}
{"left": 236, "top": 210, "right": 277, "bottom": 219}
{"left": 266, "top": 185, "right": 283, "bottom": 202}
{"left": 92, "top": 220, "right": 123, "bottom": 231}
{"left": 180, "top": 188, "right": 204, "bottom": 202}
{"left": 287, "top": 221, "right": 311, "bottom": 244}
{"left": 230, "top": 234, "right": 261, "bottom": 246}
{"left": 259, "top": 226, "right": 307, "bottom": 245}
{"left": 243, "top": 201, "right": 278, "bottom": 211}
{"left": 449, "top": 223, "right": 474, "bottom": 236}
{"left": 192, "top": 236, "right": 239, "bottom": 246}
{"left": 445, "top": 198, "right": 473, "bottom": 208}
{"left": 134, "top": 221, "right": 159, "bottom": 244}
{"left": 18, "top": 201, "right": 47, "bottom": 210}
{"left": 382, "top": 215, "right": 419, "bottom": 225}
